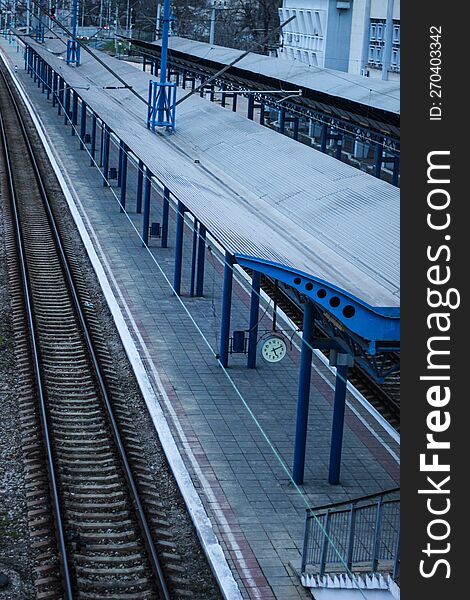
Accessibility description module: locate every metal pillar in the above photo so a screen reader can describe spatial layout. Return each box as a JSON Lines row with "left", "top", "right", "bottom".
{"left": 142, "top": 168, "right": 152, "bottom": 246}
{"left": 58, "top": 78, "right": 64, "bottom": 116}
{"left": 80, "top": 100, "right": 87, "bottom": 149}
{"left": 232, "top": 93, "right": 237, "bottom": 112}
{"left": 247, "top": 94, "right": 254, "bottom": 120}
{"left": 247, "top": 270, "right": 261, "bottom": 369}
{"left": 190, "top": 219, "right": 198, "bottom": 297}
{"left": 173, "top": 201, "right": 185, "bottom": 296}
{"left": 219, "top": 252, "right": 234, "bottom": 368}
{"left": 52, "top": 72, "right": 57, "bottom": 107}
{"left": 328, "top": 359, "right": 350, "bottom": 485}
{"left": 278, "top": 107, "right": 286, "bottom": 134}
{"left": 46, "top": 66, "right": 51, "bottom": 99}
{"left": 320, "top": 123, "right": 328, "bottom": 153}
{"left": 99, "top": 123, "right": 104, "bottom": 167}
{"left": 71, "top": 91, "right": 78, "bottom": 135}
{"left": 374, "top": 142, "right": 383, "bottom": 178}
{"left": 90, "top": 113, "right": 97, "bottom": 165}
{"left": 293, "top": 117, "right": 299, "bottom": 141}
{"left": 161, "top": 186, "right": 170, "bottom": 247}
{"left": 136, "top": 160, "right": 144, "bottom": 213}
{"left": 102, "top": 126, "right": 110, "bottom": 186}
{"left": 259, "top": 103, "right": 265, "bottom": 126}
{"left": 292, "top": 301, "right": 315, "bottom": 485}
{"left": 64, "top": 86, "right": 70, "bottom": 125}
{"left": 118, "top": 140, "right": 124, "bottom": 187}
{"left": 195, "top": 223, "right": 206, "bottom": 296}
{"left": 120, "top": 143, "right": 128, "bottom": 212}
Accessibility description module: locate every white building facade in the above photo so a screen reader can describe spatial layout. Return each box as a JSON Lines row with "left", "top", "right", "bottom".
{"left": 278, "top": 0, "right": 400, "bottom": 80}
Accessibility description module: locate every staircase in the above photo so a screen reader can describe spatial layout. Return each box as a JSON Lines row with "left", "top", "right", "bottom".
{"left": 301, "top": 488, "right": 400, "bottom": 599}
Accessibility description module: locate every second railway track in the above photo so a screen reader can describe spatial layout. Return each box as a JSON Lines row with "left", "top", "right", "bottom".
{"left": 0, "top": 61, "right": 218, "bottom": 600}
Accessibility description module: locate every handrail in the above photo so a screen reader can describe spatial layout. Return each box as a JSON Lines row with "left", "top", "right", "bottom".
{"left": 306, "top": 487, "right": 400, "bottom": 513}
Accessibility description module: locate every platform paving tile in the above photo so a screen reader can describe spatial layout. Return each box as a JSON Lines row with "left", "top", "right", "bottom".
{"left": 3, "top": 38, "right": 400, "bottom": 600}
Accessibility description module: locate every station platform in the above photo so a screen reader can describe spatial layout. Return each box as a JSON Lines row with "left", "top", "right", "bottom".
{"left": 1, "top": 37, "right": 399, "bottom": 600}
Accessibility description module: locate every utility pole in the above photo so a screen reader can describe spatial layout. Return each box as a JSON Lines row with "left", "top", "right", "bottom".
{"left": 209, "top": 7, "right": 215, "bottom": 47}
{"left": 99, "top": 0, "right": 103, "bottom": 28}
{"left": 26, "top": 0, "right": 30, "bottom": 34}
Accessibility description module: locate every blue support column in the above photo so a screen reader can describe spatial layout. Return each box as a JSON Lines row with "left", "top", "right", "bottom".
{"left": 102, "top": 126, "right": 110, "bottom": 186}
{"left": 247, "top": 270, "right": 261, "bottom": 369}
{"left": 161, "top": 186, "right": 170, "bottom": 248}
{"left": 219, "top": 252, "right": 234, "bottom": 368}
{"left": 52, "top": 72, "right": 57, "bottom": 107}
{"left": 64, "top": 86, "right": 71, "bottom": 124}
{"left": 195, "top": 223, "right": 206, "bottom": 297}
{"left": 120, "top": 143, "right": 128, "bottom": 212}
{"left": 293, "top": 117, "right": 299, "bottom": 141}
{"left": 278, "top": 107, "right": 286, "bottom": 134}
{"left": 392, "top": 156, "right": 400, "bottom": 187}
{"left": 46, "top": 66, "right": 51, "bottom": 99}
{"left": 58, "top": 78, "right": 63, "bottom": 115}
{"left": 173, "top": 201, "right": 186, "bottom": 296}
{"left": 232, "top": 93, "right": 237, "bottom": 112}
{"left": 328, "top": 362, "right": 349, "bottom": 485}
{"left": 221, "top": 84, "right": 226, "bottom": 107}
{"left": 259, "top": 103, "right": 265, "bottom": 126}
{"left": 190, "top": 219, "right": 198, "bottom": 297}
{"left": 71, "top": 91, "right": 78, "bottom": 135}
{"left": 320, "top": 122, "right": 328, "bottom": 153}
{"left": 293, "top": 301, "right": 315, "bottom": 485}
{"left": 90, "top": 113, "right": 97, "bottom": 165}
{"left": 247, "top": 94, "right": 254, "bottom": 120}
{"left": 118, "top": 140, "right": 124, "bottom": 187}
{"left": 80, "top": 100, "right": 87, "bottom": 149}
{"left": 136, "top": 160, "right": 144, "bottom": 213}
{"left": 99, "top": 123, "right": 104, "bottom": 167}
{"left": 374, "top": 142, "right": 383, "bottom": 178}
{"left": 142, "top": 168, "right": 152, "bottom": 246}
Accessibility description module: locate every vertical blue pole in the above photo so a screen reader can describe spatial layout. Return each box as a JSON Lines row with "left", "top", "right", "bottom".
{"left": 161, "top": 186, "right": 170, "bottom": 247}
{"left": 190, "top": 219, "right": 198, "bottom": 297}
{"left": 80, "top": 100, "right": 87, "bottom": 149}
{"left": 120, "top": 143, "right": 128, "bottom": 212}
{"left": 90, "top": 113, "right": 97, "bottom": 165}
{"left": 259, "top": 102, "right": 265, "bottom": 125}
{"left": 278, "top": 107, "right": 286, "bottom": 134}
{"left": 99, "top": 123, "right": 104, "bottom": 167}
{"left": 293, "top": 117, "right": 299, "bottom": 141}
{"left": 156, "top": 0, "right": 171, "bottom": 122}
{"left": 219, "top": 252, "right": 234, "bottom": 368}
{"left": 232, "top": 93, "right": 237, "bottom": 112}
{"left": 320, "top": 123, "right": 328, "bottom": 153}
{"left": 221, "top": 84, "right": 226, "bottom": 107}
{"left": 247, "top": 270, "right": 261, "bottom": 369}
{"left": 173, "top": 201, "right": 185, "bottom": 295}
{"left": 247, "top": 94, "right": 254, "bottom": 120}
{"left": 102, "top": 126, "right": 110, "bottom": 186}
{"left": 374, "top": 141, "right": 383, "bottom": 178}
{"left": 392, "top": 156, "right": 400, "bottom": 187}
{"left": 142, "top": 168, "right": 152, "bottom": 246}
{"left": 293, "top": 301, "right": 315, "bottom": 485}
{"left": 64, "top": 86, "right": 70, "bottom": 125}
{"left": 71, "top": 91, "right": 78, "bottom": 135}
{"left": 58, "top": 78, "right": 63, "bottom": 116}
{"left": 136, "top": 160, "right": 144, "bottom": 213}
{"left": 195, "top": 223, "right": 206, "bottom": 296}
{"left": 328, "top": 363, "right": 349, "bottom": 485}
{"left": 52, "top": 72, "right": 57, "bottom": 107}
{"left": 118, "top": 140, "right": 124, "bottom": 187}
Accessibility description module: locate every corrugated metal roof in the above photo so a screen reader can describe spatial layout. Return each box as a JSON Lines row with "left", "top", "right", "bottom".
{"left": 24, "top": 38, "right": 399, "bottom": 310}
{"left": 152, "top": 37, "right": 400, "bottom": 116}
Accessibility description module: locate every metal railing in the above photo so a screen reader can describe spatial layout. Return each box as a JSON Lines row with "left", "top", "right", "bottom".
{"left": 301, "top": 488, "right": 400, "bottom": 581}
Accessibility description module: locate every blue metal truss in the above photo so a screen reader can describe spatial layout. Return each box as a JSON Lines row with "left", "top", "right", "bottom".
{"left": 146, "top": 80, "right": 177, "bottom": 130}
{"left": 234, "top": 255, "right": 400, "bottom": 347}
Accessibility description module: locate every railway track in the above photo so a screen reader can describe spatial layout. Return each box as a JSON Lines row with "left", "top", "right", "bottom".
{"left": 0, "top": 63, "right": 200, "bottom": 599}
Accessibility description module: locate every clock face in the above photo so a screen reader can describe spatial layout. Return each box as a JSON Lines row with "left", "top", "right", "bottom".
{"left": 261, "top": 336, "right": 287, "bottom": 363}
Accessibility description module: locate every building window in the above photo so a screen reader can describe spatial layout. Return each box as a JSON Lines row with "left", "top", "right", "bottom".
{"left": 368, "top": 19, "right": 400, "bottom": 71}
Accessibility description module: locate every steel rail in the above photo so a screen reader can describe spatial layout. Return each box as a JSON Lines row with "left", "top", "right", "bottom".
{"left": 0, "top": 65, "right": 170, "bottom": 600}
{"left": 0, "top": 68, "right": 74, "bottom": 600}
